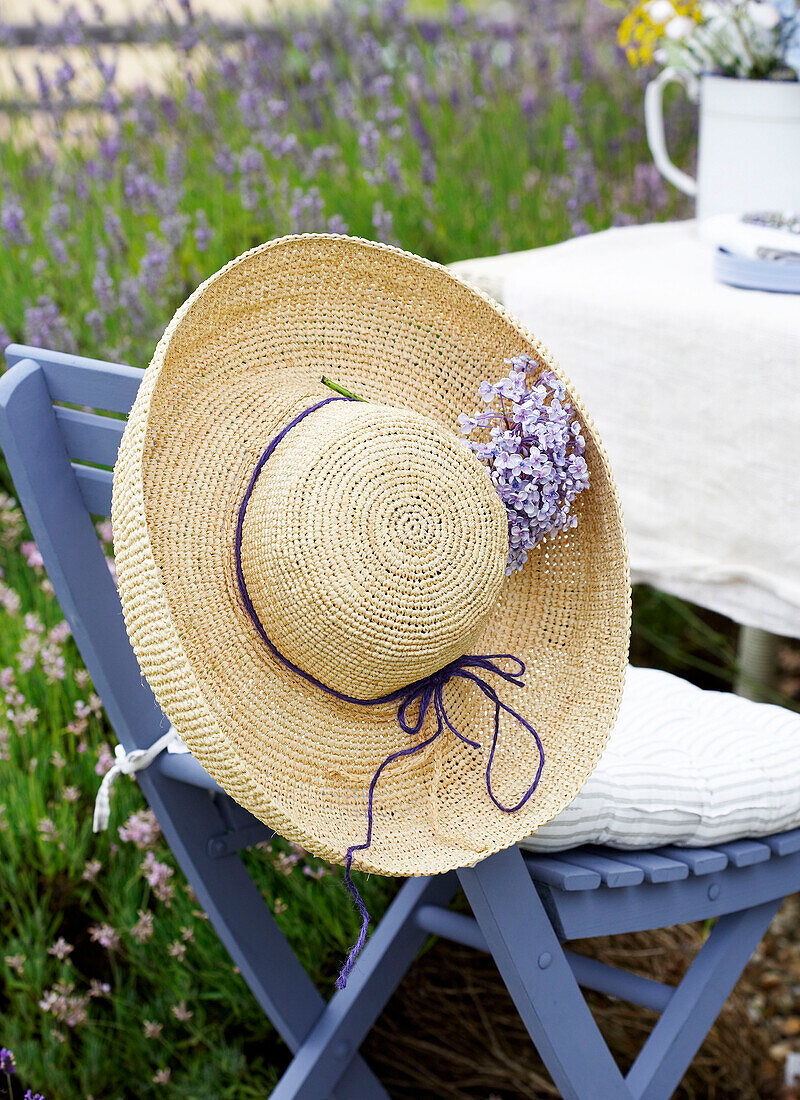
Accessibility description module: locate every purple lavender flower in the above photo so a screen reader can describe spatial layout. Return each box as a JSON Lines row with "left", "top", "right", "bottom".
{"left": 34, "top": 64, "right": 51, "bottom": 107}
{"left": 23, "top": 297, "right": 77, "bottom": 355}
{"left": 122, "top": 165, "right": 161, "bottom": 216}
{"left": 44, "top": 226, "right": 68, "bottom": 266}
{"left": 58, "top": 2, "right": 87, "bottom": 47}
{"left": 214, "top": 147, "right": 236, "bottom": 177}
{"left": 238, "top": 145, "right": 266, "bottom": 210}
{"left": 99, "top": 87, "right": 121, "bottom": 116}
{"left": 238, "top": 146, "right": 264, "bottom": 176}
{"left": 371, "top": 201, "right": 395, "bottom": 243}
{"left": 308, "top": 144, "right": 338, "bottom": 172}
{"left": 165, "top": 147, "right": 186, "bottom": 188}
{"left": 160, "top": 96, "right": 179, "bottom": 127}
{"left": 0, "top": 1046, "right": 15, "bottom": 1073}
{"left": 102, "top": 207, "right": 126, "bottom": 253}
{"left": 383, "top": 153, "right": 402, "bottom": 185}
{"left": 47, "top": 202, "right": 70, "bottom": 231}
{"left": 92, "top": 249, "right": 114, "bottom": 312}
{"left": 240, "top": 89, "right": 265, "bottom": 130}
{"left": 118, "top": 276, "right": 147, "bottom": 334}
{"left": 88, "top": 923, "right": 120, "bottom": 951}
{"left": 139, "top": 233, "right": 171, "bottom": 297}
{"left": 407, "top": 106, "right": 431, "bottom": 152}
{"left": 326, "top": 214, "right": 349, "bottom": 235}
{"left": 193, "top": 210, "right": 214, "bottom": 252}
{"left": 118, "top": 808, "right": 161, "bottom": 849}
{"left": 460, "top": 355, "right": 589, "bottom": 574}
{"left": 74, "top": 176, "right": 89, "bottom": 203}
{"left": 310, "top": 59, "right": 332, "bottom": 84}
{"left": 85, "top": 308, "right": 107, "bottom": 343}
{"left": 1, "top": 197, "right": 32, "bottom": 247}
{"left": 186, "top": 86, "right": 206, "bottom": 118}
{"left": 632, "top": 161, "right": 669, "bottom": 212}
{"left": 55, "top": 60, "right": 75, "bottom": 92}
{"left": 141, "top": 851, "right": 175, "bottom": 903}
{"left": 47, "top": 937, "right": 73, "bottom": 960}
{"left": 288, "top": 186, "right": 324, "bottom": 233}
{"left": 358, "top": 121, "right": 381, "bottom": 160}
{"left": 562, "top": 125, "right": 579, "bottom": 152}
{"left": 160, "top": 214, "right": 189, "bottom": 250}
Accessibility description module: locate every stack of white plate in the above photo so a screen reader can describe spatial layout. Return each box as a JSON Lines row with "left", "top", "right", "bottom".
{"left": 701, "top": 212, "right": 800, "bottom": 293}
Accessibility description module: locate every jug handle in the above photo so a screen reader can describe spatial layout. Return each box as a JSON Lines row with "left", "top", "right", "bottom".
{"left": 644, "top": 67, "right": 699, "bottom": 197}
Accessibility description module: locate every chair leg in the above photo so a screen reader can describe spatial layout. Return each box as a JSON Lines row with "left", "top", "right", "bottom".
{"left": 140, "top": 774, "right": 388, "bottom": 1100}
{"left": 459, "top": 846, "right": 631, "bottom": 1100}
{"left": 625, "top": 897, "right": 784, "bottom": 1100}
{"left": 270, "top": 871, "right": 459, "bottom": 1100}
{"left": 735, "top": 625, "right": 781, "bottom": 701}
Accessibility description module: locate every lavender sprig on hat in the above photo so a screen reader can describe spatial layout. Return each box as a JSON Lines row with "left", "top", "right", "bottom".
{"left": 459, "top": 355, "right": 589, "bottom": 575}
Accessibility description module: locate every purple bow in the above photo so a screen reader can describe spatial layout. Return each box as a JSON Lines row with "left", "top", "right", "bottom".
{"left": 337, "top": 652, "right": 544, "bottom": 989}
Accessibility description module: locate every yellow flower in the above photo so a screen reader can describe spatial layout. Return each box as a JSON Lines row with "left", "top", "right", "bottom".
{"left": 618, "top": 1, "right": 702, "bottom": 67}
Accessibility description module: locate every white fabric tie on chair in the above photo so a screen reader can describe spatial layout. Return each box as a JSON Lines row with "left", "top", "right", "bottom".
{"left": 92, "top": 725, "right": 181, "bottom": 833}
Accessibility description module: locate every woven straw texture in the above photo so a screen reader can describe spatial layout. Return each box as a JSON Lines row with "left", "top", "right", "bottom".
{"left": 243, "top": 399, "right": 509, "bottom": 698}
{"left": 112, "top": 233, "right": 631, "bottom": 878}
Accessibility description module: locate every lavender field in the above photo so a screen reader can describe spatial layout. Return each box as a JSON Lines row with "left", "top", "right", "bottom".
{"left": 0, "top": 1, "right": 694, "bottom": 365}
{"left": 0, "top": 1, "right": 710, "bottom": 1096}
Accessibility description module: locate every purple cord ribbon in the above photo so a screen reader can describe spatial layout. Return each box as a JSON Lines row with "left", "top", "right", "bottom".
{"left": 234, "top": 397, "right": 545, "bottom": 990}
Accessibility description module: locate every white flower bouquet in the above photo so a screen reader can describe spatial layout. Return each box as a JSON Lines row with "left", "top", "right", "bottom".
{"left": 618, "top": 0, "right": 800, "bottom": 79}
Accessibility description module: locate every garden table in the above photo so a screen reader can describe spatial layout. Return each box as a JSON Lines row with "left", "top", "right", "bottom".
{"left": 450, "top": 220, "right": 800, "bottom": 694}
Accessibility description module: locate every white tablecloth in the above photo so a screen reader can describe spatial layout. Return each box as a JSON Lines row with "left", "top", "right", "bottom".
{"left": 450, "top": 222, "right": 800, "bottom": 638}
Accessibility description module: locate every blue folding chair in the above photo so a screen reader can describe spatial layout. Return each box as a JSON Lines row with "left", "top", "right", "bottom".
{"left": 1, "top": 342, "right": 798, "bottom": 1100}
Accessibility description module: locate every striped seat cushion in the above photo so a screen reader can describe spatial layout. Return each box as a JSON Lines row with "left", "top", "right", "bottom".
{"left": 520, "top": 664, "right": 800, "bottom": 852}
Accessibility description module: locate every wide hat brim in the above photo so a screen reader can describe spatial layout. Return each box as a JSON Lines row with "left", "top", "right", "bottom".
{"left": 112, "top": 234, "right": 630, "bottom": 878}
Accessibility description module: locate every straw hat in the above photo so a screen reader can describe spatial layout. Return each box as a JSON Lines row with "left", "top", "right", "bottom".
{"left": 112, "top": 233, "right": 630, "bottom": 880}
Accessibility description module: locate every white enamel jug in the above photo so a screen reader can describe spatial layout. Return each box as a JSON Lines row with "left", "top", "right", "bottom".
{"left": 645, "top": 69, "right": 800, "bottom": 219}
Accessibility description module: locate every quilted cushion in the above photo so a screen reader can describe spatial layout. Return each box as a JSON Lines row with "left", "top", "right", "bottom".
{"left": 520, "top": 664, "right": 800, "bottom": 852}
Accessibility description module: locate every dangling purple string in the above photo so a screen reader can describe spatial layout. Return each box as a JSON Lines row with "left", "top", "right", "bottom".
{"left": 235, "top": 397, "right": 545, "bottom": 989}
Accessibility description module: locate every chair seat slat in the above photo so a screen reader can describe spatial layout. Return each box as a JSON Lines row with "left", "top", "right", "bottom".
{"left": 523, "top": 854, "right": 602, "bottom": 891}
{"left": 72, "top": 463, "right": 113, "bottom": 517}
{"left": 763, "top": 828, "right": 800, "bottom": 858}
{"left": 655, "top": 846, "right": 729, "bottom": 876}
{"left": 593, "top": 848, "right": 690, "bottom": 883}
{"left": 555, "top": 850, "right": 644, "bottom": 888}
{"left": 6, "top": 344, "right": 142, "bottom": 414}
{"left": 56, "top": 406, "right": 125, "bottom": 467}
{"left": 706, "top": 839, "right": 772, "bottom": 868}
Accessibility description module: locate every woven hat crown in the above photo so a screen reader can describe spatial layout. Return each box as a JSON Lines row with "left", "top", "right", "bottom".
{"left": 239, "top": 399, "right": 509, "bottom": 697}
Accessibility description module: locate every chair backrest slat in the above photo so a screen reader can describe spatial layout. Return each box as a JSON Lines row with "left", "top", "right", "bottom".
{"left": 5, "top": 344, "right": 142, "bottom": 414}
{"left": 72, "top": 463, "right": 113, "bottom": 517}
{"left": 0, "top": 354, "right": 162, "bottom": 749}
{"left": 56, "top": 406, "right": 125, "bottom": 468}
